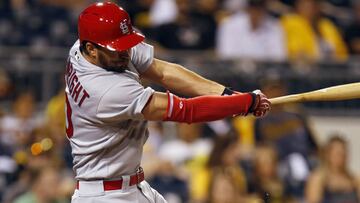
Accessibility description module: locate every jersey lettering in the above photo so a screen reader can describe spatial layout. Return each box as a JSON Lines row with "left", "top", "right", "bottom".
{"left": 65, "top": 94, "right": 74, "bottom": 138}
{"left": 65, "top": 60, "right": 90, "bottom": 107}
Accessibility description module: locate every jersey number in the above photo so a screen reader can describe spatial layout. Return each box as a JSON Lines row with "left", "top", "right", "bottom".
{"left": 65, "top": 94, "right": 74, "bottom": 138}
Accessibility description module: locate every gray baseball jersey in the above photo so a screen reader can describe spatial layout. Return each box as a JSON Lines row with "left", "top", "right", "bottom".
{"left": 65, "top": 40, "right": 155, "bottom": 180}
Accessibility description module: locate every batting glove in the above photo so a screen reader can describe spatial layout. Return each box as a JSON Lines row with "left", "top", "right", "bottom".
{"left": 249, "top": 90, "right": 271, "bottom": 117}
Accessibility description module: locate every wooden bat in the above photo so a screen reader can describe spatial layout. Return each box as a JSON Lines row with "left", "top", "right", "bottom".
{"left": 269, "top": 82, "right": 360, "bottom": 105}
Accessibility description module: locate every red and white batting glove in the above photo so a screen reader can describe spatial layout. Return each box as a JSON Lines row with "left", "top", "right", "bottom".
{"left": 249, "top": 90, "right": 271, "bottom": 117}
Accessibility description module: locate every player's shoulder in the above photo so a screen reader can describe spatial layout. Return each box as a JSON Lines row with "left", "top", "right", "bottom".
{"left": 71, "top": 70, "right": 144, "bottom": 110}
{"left": 85, "top": 71, "right": 141, "bottom": 95}
{"left": 69, "top": 40, "right": 80, "bottom": 57}
{"left": 129, "top": 41, "right": 154, "bottom": 73}
{"left": 103, "top": 71, "right": 142, "bottom": 91}
{"left": 96, "top": 71, "right": 152, "bottom": 108}
{"left": 67, "top": 40, "right": 106, "bottom": 74}
{"left": 89, "top": 70, "right": 141, "bottom": 90}
{"left": 130, "top": 42, "right": 153, "bottom": 56}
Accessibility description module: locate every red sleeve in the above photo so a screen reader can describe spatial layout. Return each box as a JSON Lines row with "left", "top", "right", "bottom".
{"left": 163, "top": 91, "right": 254, "bottom": 124}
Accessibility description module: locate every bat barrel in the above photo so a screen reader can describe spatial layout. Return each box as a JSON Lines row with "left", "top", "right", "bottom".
{"left": 268, "top": 82, "right": 360, "bottom": 105}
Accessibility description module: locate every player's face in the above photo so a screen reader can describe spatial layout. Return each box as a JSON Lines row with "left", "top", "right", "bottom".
{"left": 96, "top": 46, "right": 130, "bottom": 73}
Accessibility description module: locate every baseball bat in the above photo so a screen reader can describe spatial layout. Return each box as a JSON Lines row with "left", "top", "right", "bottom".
{"left": 269, "top": 82, "right": 360, "bottom": 105}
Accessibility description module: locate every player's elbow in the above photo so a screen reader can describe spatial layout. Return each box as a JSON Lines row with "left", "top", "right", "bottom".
{"left": 142, "top": 92, "right": 168, "bottom": 121}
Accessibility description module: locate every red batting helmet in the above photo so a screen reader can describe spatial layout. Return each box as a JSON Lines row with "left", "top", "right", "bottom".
{"left": 78, "top": 2, "right": 144, "bottom": 52}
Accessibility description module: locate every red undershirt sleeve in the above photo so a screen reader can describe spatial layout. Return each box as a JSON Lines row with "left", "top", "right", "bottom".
{"left": 163, "top": 91, "right": 254, "bottom": 124}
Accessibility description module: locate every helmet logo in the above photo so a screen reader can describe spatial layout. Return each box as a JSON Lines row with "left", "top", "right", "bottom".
{"left": 120, "top": 20, "right": 129, "bottom": 35}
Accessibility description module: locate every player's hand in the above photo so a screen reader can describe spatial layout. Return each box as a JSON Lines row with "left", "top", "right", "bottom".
{"left": 251, "top": 90, "right": 271, "bottom": 117}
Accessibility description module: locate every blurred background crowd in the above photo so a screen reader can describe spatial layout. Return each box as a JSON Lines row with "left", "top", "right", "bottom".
{"left": 1, "top": 0, "right": 360, "bottom": 203}
{"left": 2, "top": 0, "right": 360, "bottom": 59}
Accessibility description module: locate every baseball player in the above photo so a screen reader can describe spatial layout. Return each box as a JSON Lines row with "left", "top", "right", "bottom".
{"left": 66, "top": 2, "right": 271, "bottom": 203}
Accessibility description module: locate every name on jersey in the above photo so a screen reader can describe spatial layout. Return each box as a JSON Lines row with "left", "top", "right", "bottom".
{"left": 65, "top": 61, "right": 90, "bottom": 107}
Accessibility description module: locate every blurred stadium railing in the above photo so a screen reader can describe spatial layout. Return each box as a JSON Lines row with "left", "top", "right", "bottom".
{"left": 1, "top": 46, "right": 360, "bottom": 116}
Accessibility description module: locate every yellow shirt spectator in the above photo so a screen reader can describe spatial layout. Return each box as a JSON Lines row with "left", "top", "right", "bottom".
{"left": 281, "top": 14, "right": 348, "bottom": 61}
{"left": 46, "top": 90, "right": 65, "bottom": 128}
{"left": 189, "top": 135, "right": 248, "bottom": 202}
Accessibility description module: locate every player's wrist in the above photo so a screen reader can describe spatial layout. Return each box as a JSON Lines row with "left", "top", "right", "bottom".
{"left": 247, "top": 92, "right": 259, "bottom": 114}
{"left": 221, "top": 87, "right": 235, "bottom": 96}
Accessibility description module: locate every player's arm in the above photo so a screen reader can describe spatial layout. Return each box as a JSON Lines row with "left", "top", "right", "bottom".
{"left": 141, "top": 59, "right": 226, "bottom": 97}
{"left": 141, "top": 92, "right": 168, "bottom": 120}
{"left": 142, "top": 90, "right": 270, "bottom": 122}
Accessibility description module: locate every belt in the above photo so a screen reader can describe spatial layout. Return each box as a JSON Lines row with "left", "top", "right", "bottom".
{"left": 76, "top": 168, "right": 145, "bottom": 191}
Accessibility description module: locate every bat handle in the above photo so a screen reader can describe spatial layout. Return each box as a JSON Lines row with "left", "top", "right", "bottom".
{"left": 269, "top": 94, "right": 303, "bottom": 105}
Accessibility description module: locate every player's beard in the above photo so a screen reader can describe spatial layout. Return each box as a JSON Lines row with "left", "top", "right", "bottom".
{"left": 98, "top": 52, "right": 129, "bottom": 73}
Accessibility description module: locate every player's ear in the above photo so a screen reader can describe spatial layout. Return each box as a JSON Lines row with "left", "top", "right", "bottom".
{"left": 85, "top": 42, "right": 98, "bottom": 58}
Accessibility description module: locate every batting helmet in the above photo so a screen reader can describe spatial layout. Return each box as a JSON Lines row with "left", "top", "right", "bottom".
{"left": 78, "top": 2, "right": 144, "bottom": 52}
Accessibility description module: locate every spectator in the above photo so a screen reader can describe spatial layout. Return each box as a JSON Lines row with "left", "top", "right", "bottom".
{"left": 2, "top": 158, "right": 74, "bottom": 203}
{"left": 2, "top": 123, "right": 73, "bottom": 203}
{"left": 44, "top": 89, "right": 73, "bottom": 169}
{"left": 144, "top": 123, "right": 189, "bottom": 203}
{"left": 1, "top": 92, "right": 37, "bottom": 152}
{"left": 0, "top": 70, "right": 11, "bottom": 102}
{"left": 150, "top": 0, "right": 178, "bottom": 26}
{"left": 122, "top": 0, "right": 154, "bottom": 37}
{"left": 141, "top": 122, "right": 165, "bottom": 179}
{"left": 305, "top": 135, "right": 360, "bottom": 203}
{"left": 247, "top": 144, "right": 288, "bottom": 203}
{"left": 233, "top": 77, "right": 318, "bottom": 199}
{"left": 158, "top": 123, "right": 212, "bottom": 168}
{"left": 255, "top": 78, "right": 318, "bottom": 158}
{"left": 0, "top": 69, "right": 12, "bottom": 121}
{"left": 13, "top": 167, "right": 64, "bottom": 203}
{"left": 45, "top": 89, "right": 65, "bottom": 131}
{"left": 254, "top": 78, "right": 318, "bottom": 199}
{"left": 148, "top": 160, "right": 189, "bottom": 203}
{"left": 152, "top": 0, "right": 217, "bottom": 50}
{"left": 281, "top": 0, "right": 348, "bottom": 61}
{"left": 0, "top": 112, "right": 16, "bottom": 202}
{"left": 321, "top": 0, "right": 352, "bottom": 29}
{"left": 158, "top": 123, "right": 212, "bottom": 202}
{"left": 216, "top": 0, "right": 286, "bottom": 61}
{"left": 221, "top": 0, "right": 247, "bottom": 13}
{"left": 209, "top": 168, "right": 246, "bottom": 203}
{"left": 192, "top": 135, "right": 247, "bottom": 203}
{"left": 344, "top": 1, "right": 360, "bottom": 55}
{"left": 2, "top": 169, "right": 32, "bottom": 203}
